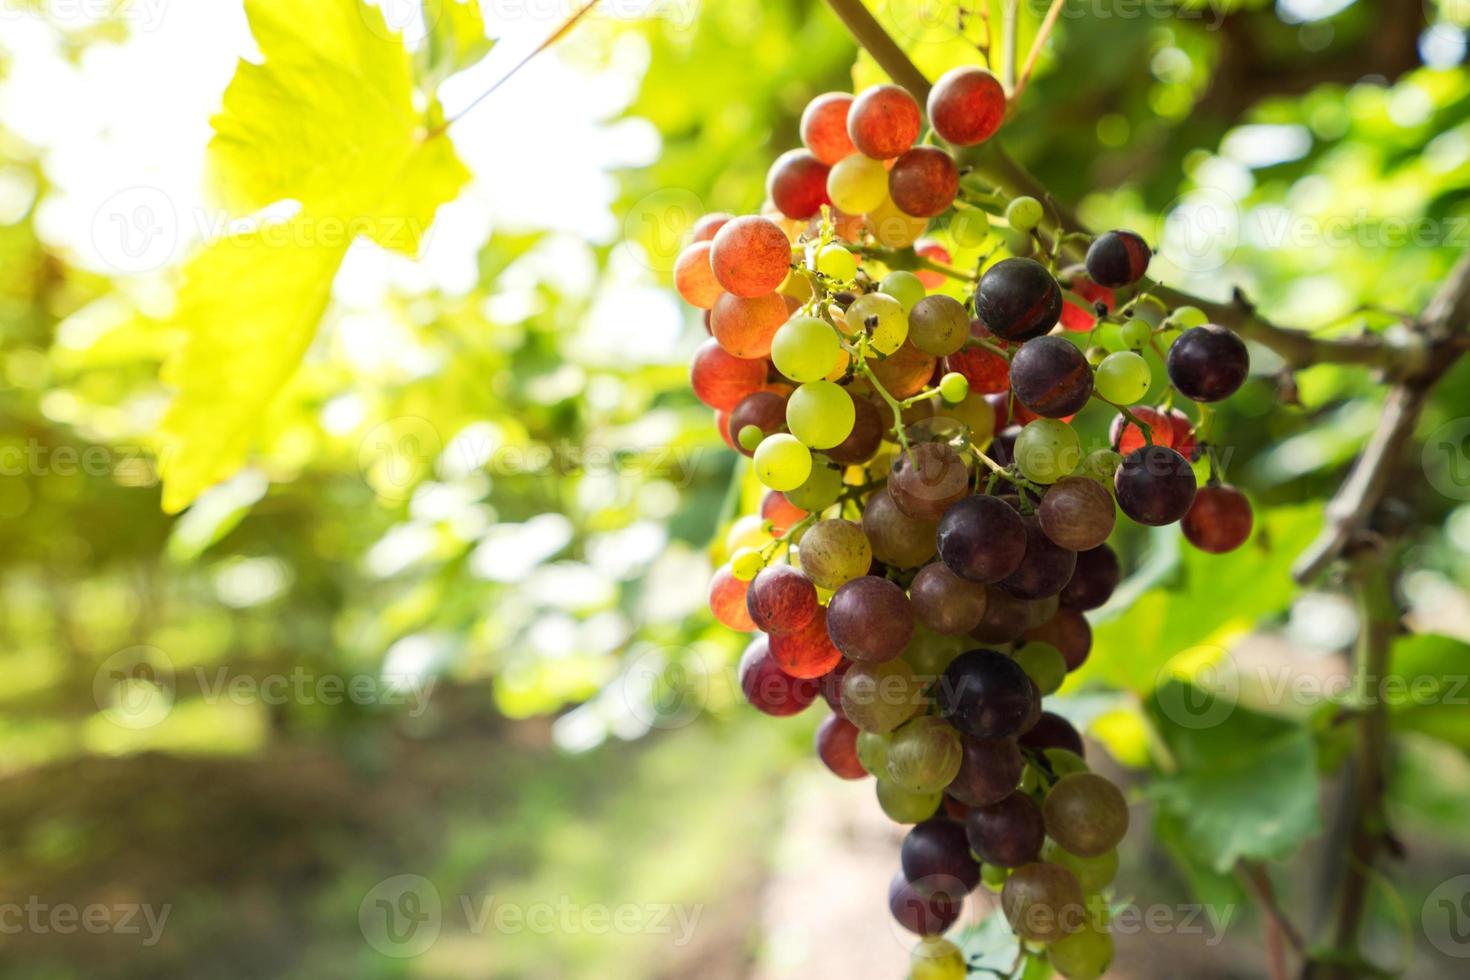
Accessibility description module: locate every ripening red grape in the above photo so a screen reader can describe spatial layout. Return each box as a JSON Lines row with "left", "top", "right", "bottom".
{"left": 816, "top": 713, "right": 868, "bottom": 779}
{"left": 818, "top": 658, "right": 852, "bottom": 716}
{"left": 675, "top": 241, "right": 724, "bottom": 309}
{"left": 739, "top": 635, "right": 819, "bottom": 716}
{"left": 910, "top": 562, "right": 988, "bottom": 635}
{"left": 975, "top": 258, "right": 1063, "bottom": 341}
{"left": 770, "top": 604, "right": 843, "bottom": 678}
{"left": 848, "top": 84, "right": 922, "bottom": 159}
{"left": 862, "top": 487, "right": 939, "bottom": 569}
{"left": 690, "top": 338, "right": 768, "bottom": 411}
{"left": 868, "top": 341, "right": 939, "bottom": 399}
{"left": 890, "top": 442, "right": 971, "bottom": 521}
{"left": 745, "top": 564, "right": 818, "bottom": 634}
{"left": 888, "top": 870, "right": 963, "bottom": 936}
{"left": 1167, "top": 324, "right": 1250, "bottom": 402}
{"left": 1115, "top": 445, "right": 1197, "bottom": 526}
{"left": 1025, "top": 608, "right": 1092, "bottom": 672}
{"left": 1085, "top": 229, "right": 1152, "bottom": 288}
{"left": 968, "top": 588, "right": 1033, "bottom": 643}
{"left": 946, "top": 734, "right": 1024, "bottom": 808}
{"left": 946, "top": 344, "right": 1011, "bottom": 395}
{"left": 1001, "top": 862, "right": 1086, "bottom": 943}
{"left": 914, "top": 239, "right": 952, "bottom": 289}
{"left": 1059, "top": 545, "right": 1119, "bottom": 612}
{"left": 800, "top": 92, "right": 856, "bottom": 165}
{"left": 761, "top": 490, "right": 806, "bottom": 536}
{"left": 1169, "top": 408, "right": 1200, "bottom": 461}
{"left": 938, "top": 650, "right": 1035, "bottom": 739}
{"left": 799, "top": 518, "right": 873, "bottom": 590}
{"left": 1182, "top": 484, "right": 1254, "bottom": 553}
{"left": 1019, "top": 711, "right": 1085, "bottom": 757}
{"left": 709, "top": 215, "right": 792, "bottom": 298}
{"left": 937, "top": 495, "right": 1026, "bottom": 583}
{"left": 1043, "top": 772, "right": 1131, "bottom": 857}
{"left": 827, "top": 575, "right": 915, "bottom": 663}
{"left": 1038, "top": 477, "right": 1116, "bottom": 552}
{"left": 889, "top": 147, "right": 959, "bottom": 218}
{"left": 927, "top": 66, "right": 1006, "bottom": 146}
{"left": 901, "top": 818, "right": 980, "bottom": 896}
{"left": 767, "top": 148, "right": 832, "bottom": 221}
{"left": 690, "top": 212, "right": 733, "bottom": 243}
{"left": 728, "top": 391, "right": 787, "bottom": 456}
{"left": 1108, "top": 405, "right": 1174, "bottom": 456}
{"left": 1009, "top": 336, "right": 1094, "bottom": 418}
{"left": 826, "top": 392, "right": 884, "bottom": 464}
{"left": 1059, "top": 270, "right": 1114, "bottom": 332}
{"left": 712, "top": 291, "right": 788, "bottom": 359}
{"left": 709, "top": 563, "right": 756, "bottom": 631}
{"left": 966, "top": 791, "right": 1045, "bottom": 868}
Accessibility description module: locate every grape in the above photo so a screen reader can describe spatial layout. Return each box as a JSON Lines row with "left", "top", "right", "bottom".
{"left": 946, "top": 344, "right": 1010, "bottom": 394}
{"left": 938, "top": 650, "right": 1034, "bottom": 739}
{"left": 1009, "top": 336, "right": 1094, "bottom": 418}
{"left": 937, "top": 495, "right": 1026, "bottom": 583}
{"left": 690, "top": 211, "right": 733, "bottom": 243}
{"left": 914, "top": 239, "right": 953, "bottom": 289}
{"left": 909, "top": 937, "right": 968, "bottom": 980}
{"left": 844, "top": 291, "right": 909, "bottom": 355}
{"left": 889, "top": 146, "right": 960, "bottom": 218}
{"left": 711, "top": 291, "right": 788, "bottom": 359}
{"left": 761, "top": 490, "right": 807, "bottom": 536}
{"left": 1108, "top": 405, "right": 1173, "bottom": 456}
{"left": 1045, "top": 748, "right": 1089, "bottom": 778}
{"left": 1020, "top": 713, "right": 1084, "bottom": 761}
{"left": 816, "top": 242, "right": 858, "bottom": 281}
{"left": 674, "top": 241, "right": 724, "bottom": 309}
{"left": 1006, "top": 195, "right": 1044, "bottom": 232}
{"left": 709, "top": 215, "right": 791, "bottom": 298}
{"left": 901, "top": 817, "right": 980, "bottom": 896}
{"left": 770, "top": 318, "right": 840, "bottom": 387}
{"left": 1115, "top": 445, "right": 1197, "bottom": 525}
{"left": 968, "top": 588, "right": 1034, "bottom": 644}
{"left": 866, "top": 194, "right": 931, "bottom": 248}
{"left": 770, "top": 605, "right": 843, "bottom": 678}
{"left": 1014, "top": 641, "right": 1067, "bottom": 695}
{"left": 1169, "top": 407, "right": 1200, "bottom": 461}
{"left": 856, "top": 728, "right": 891, "bottom": 775}
{"left": 827, "top": 392, "right": 883, "bottom": 464}
{"left": 828, "top": 575, "right": 915, "bottom": 663}
{"left": 1024, "top": 608, "right": 1090, "bottom": 672}
{"left": 738, "top": 426, "right": 763, "bottom": 451}
{"left": 966, "top": 791, "right": 1045, "bottom": 868}
{"left": 909, "top": 295, "right": 969, "bottom": 356}
{"left": 800, "top": 92, "right": 856, "bottom": 165}
{"left": 938, "top": 372, "right": 968, "bottom": 404}
{"left": 786, "top": 380, "right": 856, "bottom": 449}
{"left": 888, "top": 870, "right": 962, "bottom": 936}
{"left": 1059, "top": 269, "right": 1114, "bottom": 332}
{"left": 1182, "top": 484, "right": 1254, "bottom": 553}
{"left": 842, "top": 658, "right": 924, "bottom": 734}
{"left": 1038, "top": 477, "right": 1116, "bottom": 552}
{"left": 946, "top": 734, "right": 1024, "bottom": 808}
{"left": 708, "top": 564, "right": 756, "bottom": 631}
{"left": 816, "top": 713, "right": 868, "bottom": 780}
{"left": 798, "top": 518, "right": 872, "bottom": 590}
{"left": 863, "top": 487, "right": 939, "bottom": 568}
{"left": 1093, "top": 350, "right": 1151, "bottom": 405}
{"left": 910, "top": 562, "right": 988, "bottom": 635}
{"left": 1014, "top": 419, "right": 1082, "bottom": 485}
{"left": 1073, "top": 448, "right": 1122, "bottom": 488}
{"left": 818, "top": 658, "right": 852, "bottom": 714}
{"left": 935, "top": 393, "right": 997, "bottom": 448}
{"left": 754, "top": 433, "right": 813, "bottom": 491}
{"left": 1084, "top": 229, "right": 1152, "bottom": 288}
{"left": 868, "top": 340, "right": 937, "bottom": 396}
{"left": 975, "top": 258, "right": 1063, "bottom": 341}
{"left": 826, "top": 153, "right": 888, "bottom": 214}
{"left": 879, "top": 271, "right": 926, "bottom": 313}
{"left": 887, "top": 717, "right": 965, "bottom": 797}
{"left": 927, "top": 66, "right": 1005, "bottom": 146}
{"left": 730, "top": 547, "right": 764, "bottom": 581}
{"left": 878, "top": 780, "right": 944, "bottom": 824}
{"left": 1000, "top": 862, "right": 1086, "bottom": 942}
{"left": 1042, "top": 840, "right": 1116, "bottom": 894}
{"left": 745, "top": 564, "right": 817, "bottom": 634}
{"left": 1043, "top": 772, "right": 1130, "bottom": 857}
{"left": 1059, "top": 544, "right": 1119, "bottom": 611}
{"left": 728, "top": 391, "right": 787, "bottom": 457}
{"left": 1049, "top": 913, "right": 1114, "bottom": 980}
{"left": 738, "top": 636, "right": 820, "bottom": 716}
{"left": 848, "top": 84, "right": 922, "bottom": 159}
{"left": 1120, "top": 317, "right": 1152, "bottom": 350}
{"left": 905, "top": 623, "right": 966, "bottom": 676}
{"left": 1167, "top": 324, "right": 1250, "bottom": 402}
{"left": 785, "top": 459, "right": 843, "bottom": 512}
{"left": 690, "top": 338, "right": 767, "bottom": 411}
{"left": 767, "top": 148, "right": 831, "bottom": 220}
{"left": 890, "top": 442, "right": 971, "bottom": 521}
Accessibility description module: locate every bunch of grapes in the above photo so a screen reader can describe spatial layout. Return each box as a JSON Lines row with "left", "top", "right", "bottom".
{"left": 682, "top": 68, "right": 1254, "bottom": 979}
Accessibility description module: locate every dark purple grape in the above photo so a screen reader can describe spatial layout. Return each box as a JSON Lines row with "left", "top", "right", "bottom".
{"left": 938, "top": 649, "right": 1034, "bottom": 739}
{"left": 1115, "top": 445, "right": 1197, "bottom": 526}
{"left": 1059, "top": 545, "right": 1120, "bottom": 612}
{"left": 1025, "top": 608, "right": 1092, "bottom": 672}
{"left": 1009, "top": 336, "right": 1093, "bottom": 418}
{"left": 827, "top": 393, "right": 884, "bottom": 464}
{"left": 827, "top": 576, "right": 915, "bottom": 663}
{"left": 966, "top": 791, "right": 1045, "bottom": 868}
{"left": 989, "top": 424, "right": 1022, "bottom": 469}
{"left": 1084, "top": 230, "right": 1151, "bottom": 288}
{"left": 901, "top": 818, "right": 981, "bottom": 896}
{"left": 890, "top": 442, "right": 971, "bottom": 521}
{"left": 1166, "top": 324, "right": 1249, "bottom": 402}
{"left": 738, "top": 636, "right": 819, "bottom": 716}
{"left": 910, "top": 562, "right": 989, "bottom": 635}
{"left": 937, "top": 495, "right": 1026, "bottom": 583}
{"left": 1182, "top": 484, "right": 1254, "bottom": 553}
{"left": 996, "top": 517, "right": 1078, "bottom": 600}
{"left": 888, "top": 870, "right": 962, "bottom": 936}
{"left": 745, "top": 565, "right": 818, "bottom": 634}
{"left": 1019, "top": 711, "right": 1085, "bottom": 757}
{"left": 946, "top": 735, "right": 1024, "bottom": 807}
{"left": 1037, "top": 477, "right": 1115, "bottom": 552}
{"left": 974, "top": 258, "right": 1063, "bottom": 341}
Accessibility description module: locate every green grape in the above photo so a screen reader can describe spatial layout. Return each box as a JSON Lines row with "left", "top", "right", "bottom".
{"left": 841, "top": 658, "right": 922, "bottom": 733}
{"left": 1007, "top": 195, "right": 1044, "bottom": 232}
{"left": 1132, "top": 294, "right": 1168, "bottom": 327}
{"left": 1168, "top": 304, "right": 1208, "bottom": 329}
{"left": 738, "top": 425, "right": 765, "bottom": 451}
{"left": 1084, "top": 345, "right": 1107, "bottom": 367}
{"left": 817, "top": 243, "right": 859, "bottom": 281}
{"left": 1020, "top": 764, "right": 1041, "bottom": 794}
{"left": 886, "top": 715, "right": 963, "bottom": 793}
{"left": 845, "top": 292, "right": 909, "bottom": 355}
{"left": 1119, "top": 319, "right": 1152, "bottom": 350}
{"left": 787, "top": 380, "right": 856, "bottom": 449}
{"left": 730, "top": 547, "right": 764, "bottom": 581}
{"left": 1094, "top": 351, "right": 1151, "bottom": 405}
{"left": 1041, "top": 841, "right": 1118, "bottom": 894}
{"left": 799, "top": 518, "right": 872, "bottom": 590}
{"left": 1043, "top": 772, "right": 1128, "bottom": 857}
{"left": 827, "top": 154, "right": 888, "bottom": 214}
{"left": 856, "top": 729, "right": 892, "bottom": 775}
{"left": 981, "top": 862, "right": 1010, "bottom": 892}
{"left": 773, "top": 315, "right": 842, "bottom": 383}
{"left": 879, "top": 270, "right": 926, "bottom": 313}
{"left": 910, "top": 937, "right": 968, "bottom": 980}
{"left": 753, "top": 433, "right": 812, "bottom": 491}
{"left": 904, "top": 623, "right": 965, "bottom": 676}
{"left": 1014, "top": 641, "right": 1067, "bottom": 695}
{"left": 1074, "top": 448, "right": 1121, "bottom": 488}
{"left": 909, "top": 294, "right": 970, "bottom": 357}
{"left": 1048, "top": 915, "right": 1113, "bottom": 980}
{"left": 1044, "top": 748, "right": 1089, "bottom": 777}
{"left": 876, "top": 778, "right": 942, "bottom": 823}
{"left": 1003, "top": 229, "right": 1034, "bottom": 256}
{"left": 938, "top": 372, "right": 969, "bottom": 404}
{"left": 935, "top": 393, "right": 996, "bottom": 448}
{"left": 1015, "top": 418, "right": 1082, "bottom": 484}
{"left": 786, "top": 458, "right": 843, "bottom": 511}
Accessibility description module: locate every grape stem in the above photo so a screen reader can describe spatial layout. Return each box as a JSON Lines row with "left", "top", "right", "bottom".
{"left": 964, "top": 336, "right": 1013, "bottom": 362}
{"left": 1091, "top": 395, "right": 1154, "bottom": 446}
{"left": 851, "top": 335, "right": 913, "bottom": 460}
{"left": 1011, "top": 0, "right": 1067, "bottom": 106}
{"left": 1000, "top": 0, "right": 1018, "bottom": 92}
{"left": 856, "top": 243, "right": 976, "bottom": 283}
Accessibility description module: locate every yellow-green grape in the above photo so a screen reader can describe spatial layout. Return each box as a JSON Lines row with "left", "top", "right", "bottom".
{"left": 1020, "top": 764, "right": 1041, "bottom": 794}
{"left": 936, "top": 393, "right": 996, "bottom": 448}
{"left": 1132, "top": 294, "right": 1168, "bottom": 328}
{"left": 817, "top": 243, "right": 859, "bottom": 281}
{"left": 799, "top": 518, "right": 872, "bottom": 590}
{"left": 886, "top": 715, "right": 963, "bottom": 793}
{"left": 786, "top": 458, "right": 843, "bottom": 511}
{"left": 1048, "top": 913, "right": 1113, "bottom": 980}
{"left": 939, "top": 372, "right": 969, "bottom": 404}
{"left": 869, "top": 194, "right": 930, "bottom": 248}
{"left": 879, "top": 271, "right": 926, "bottom": 313}
{"left": 856, "top": 729, "right": 892, "bottom": 775}
{"left": 904, "top": 623, "right": 965, "bottom": 677}
{"left": 1014, "top": 641, "right": 1067, "bottom": 695}
{"left": 841, "top": 658, "right": 922, "bottom": 733}
{"left": 981, "top": 862, "right": 1010, "bottom": 892}
{"left": 1094, "top": 351, "right": 1151, "bottom": 404}
{"left": 1084, "top": 345, "right": 1107, "bottom": 367}
{"left": 725, "top": 513, "right": 768, "bottom": 552}
{"left": 1007, "top": 195, "right": 1044, "bottom": 232}
{"left": 1168, "top": 304, "right": 1209, "bottom": 329}
{"left": 773, "top": 315, "right": 842, "bottom": 383}
{"left": 1042, "top": 841, "right": 1119, "bottom": 894}
{"left": 738, "top": 425, "right": 765, "bottom": 452}
{"left": 787, "top": 380, "right": 856, "bottom": 449}
{"left": 1045, "top": 748, "right": 1090, "bottom": 777}
{"left": 876, "top": 778, "right": 942, "bottom": 823}
{"left": 730, "top": 547, "right": 764, "bottom": 581}
{"left": 1120, "top": 318, "right": 1152, "bottom": 350}
{"left": 1004, "top": 229, "right": 1034, "bottom": 256}
{"left": 778, "top": 264, "right": 813, "bottom": 303}
{"left": 827, "top": 154, "right": 889, "bottom": 214}
{"left": 753, "top": 434, "right": 812, "bottom": 491}
{"left": 1075, "top": 448, "right": 1121, "bottom": 488}
{"left": 846, "top": 292, "right": 909, "bottom": 355}
{"left": 908, "top": 294, "right": 970, "bottom": 357}
{"left": 1015, "top": 418, "right": 1082, "bottom": 484}
{"left": 910, "top": 937, "right": 968, "bottom": 980}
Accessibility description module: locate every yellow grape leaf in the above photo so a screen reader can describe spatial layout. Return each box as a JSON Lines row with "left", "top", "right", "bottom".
{"left": 424, "top": 0, "right": 495, "bottom": 79}
{"left": 158, "top": 0, "right": 472, "bottom": 512}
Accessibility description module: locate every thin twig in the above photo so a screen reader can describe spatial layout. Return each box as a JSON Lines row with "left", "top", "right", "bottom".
{"left": 821, "top": 0, "right": 932, "bottom": 96}
{"left": 1001, "top": 0, "right": 1019, "bottom": 92}
{"left": 1012, "top": 0, "right": 1067, "bottom": 104}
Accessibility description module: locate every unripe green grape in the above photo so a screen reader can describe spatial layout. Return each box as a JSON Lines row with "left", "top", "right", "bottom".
{"left": 841, "top": 658, "right": 922, "bottom": 733}
{"left": 903, "top": 623, "right": 965, "bottom": 676}
{"left": 1044, "top": 772, "right": 1128, "bottom": 857}
{"left": 1094, "top": 351, "right": 1151, "bottom": 404}
{"left": 1169, "top": 304, "right": 1208, "bottom": 329}
{"left": 845, "top": 292, "right": 909, "bottom": 355}
{"left": 876, "top": 778, "right": 942, "bottom": 823}
{"left": 786, "top": 458, "right": 843, "bottom": 511}
{"left": 1042, "top": 841, "right": 1118, "bottom": 894}
{"left": 879, "top": 270, "right": 926, "bottom": 313}
{"left": 827, "top": 154, "right": 888, "bottom": 214}
{"left": 787, "top": 380, "right": 856, "bottom": 449}
{"left": 1084, "top": 345, "right": 1107, "bottom": 367}
{"left": 910, "top": 937, "right": 968, "bottom": 980}
{"left": 1074, "top": 448, "right": 1121, "bottom": 488}
{"left": 1132, "top": 294, "right": 1168, "bottom": 328}
{"left": 1045, "top": 748, "right": 1089, "bottom": 777}
{"left": 1014, "top": 641, "right": 1067, "bottom": 695}
{"left": 817, "top": 243, "right": 859, "bottom": 281}
{"left": 981, "top": 862, "right": 1010, "bottom": 892}
{"left": 738, "top": 425, "right": 765, "bottom": 451}
{"left": 754, "top": 433, "right": 812, "bottom": 491}
{"left": 1015, "top": 418, "right": 1082, "bottom": 484}
{"left": 1007, "top": 195, "right": 1044, "bottom": 232}
{"left": 1003, "top": 229, "right": 1034, "bottom": 257}
{"left": 939, "top": 372, "right": 969, "bottom": 404}
{"left": 1048, "top": 914, "right": 1113, "bottom": 980}
{"left": 730, "top": 547, "right": 764, "bottom": 581}
{"left": 772, "top": 315, "right": 842, "bottom": 383}
{"left": 856, "top": 729, "right": 892, "bottom": 775}
{"left": 1119, "top": 319, "right": 1152, "bottom": 350}
{"left": 885, "top": 715, "right": 963, "bottom": 793}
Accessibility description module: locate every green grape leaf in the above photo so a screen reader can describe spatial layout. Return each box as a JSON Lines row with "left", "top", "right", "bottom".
{"left": 1389, "top": 633, "right": 1470, "bottom": 753}
{"left": 157, "top": 0, "right": 471, "bottom": 512}
{"left": 424, "top": 0, "right": 495, "bottom": 80}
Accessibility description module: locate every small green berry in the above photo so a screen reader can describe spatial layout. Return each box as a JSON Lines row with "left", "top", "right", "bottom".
{"left": 1006, "top": 196, "right": 1044, "bottom": 233}
{"left": 738, "top": 424, "right": 765, "bottom": 452}
{"left": 939, "top": 372, "right": 970, "bottom": 404}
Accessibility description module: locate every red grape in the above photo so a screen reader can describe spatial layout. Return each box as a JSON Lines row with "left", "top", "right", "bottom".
{"left": 745, "top": 565, "right": 818, "bottom": 634}
{"left": 902, "top": 818, "right": 980, "bottom": 896}
{"left": 914, "top": 239, "right": 952, "bottom": 289}
{"left": 690, "top": 338, "right": 767, "bottom": 411}
{"left": 910, "top": 562, "right": 988, "bottom": 635}
{"left": 1019, "top": 711, "right": 1085, "bottom": 757}
{"left": 767, "top": 148, "right": 831, "bottom": 221}
{"left": 826, "top": 392, "right": 883, "bottom": 465}
{"left": 1059, "top": 270, "right": 1114, "bottom": 332}
{"left": 709, "top": 215, "right": 791, "bottom": 298}
{"left": 946, "top": 734, "right": 1024, "bottom": 807}
{"left": 675, "top": 241, "right": 724, "bottom": 309}
{"left": 997, "top": 517, "right": 1078, "bottom": 601}
{"left": 927, "top": 67, "right": 1006, "bottom": 146}
{"left": 1059, "top": 545, "right": 1119, "bottom": 612}
{"left": 862, "top": 487, "right": 939, "bottom": 569}
{"left": 1025, "top": 608, "right": 1092, "bottom": 672}
{"left": 800, "top": 92, "right": 856, "bottom": 165}
{"left": 761, "top": 490, "right": 807, "bottom": 536}
{"left": 937, "top": 495, "right": 1026, "bottom": 583}
{"left": 708, "top": 564, "right": 756, "bottom": 631}
{"left": 1085, "top": 229, "right": 1152, "bottom": 288}
{"left": 738, "top": 635, "right": 819, "bottom": 716}
{"left": 1038, "top": 477, "right": 1116, "bottom": 552}
{"left": 890, "top": 442, "right": 971, "bottom": 521}
{"left": 770, "top": 604, "right": 843, "bottom": 678}
{"left": 827, "top": 575, "right": 915, "bottom": 663}
{"left": 888, "top": 147, "right": 959, "bottom": 218}
{"left": 1109, "top": 405, "right": 1174, "bottom": 455}
{"left": 966, "top": 791, "right": 1045, "bottom": 868}
{"left": 1182, "top": 484, "right": 1254, "bottom": 553}
{"left": 888, "top": 870, "right": 962, "bottom": 936}
{"left": 816, "top": 713, "right": 868, "bottom": 779}
{"left": 690, "top": 212, "right": 733, "bottom": 243}
{"left": 711, "top": 291, "right": 788, "bottom": 359}
{"left": 848, "top": 84, "right": 922, "bottom": 159}
{"left": 728, "top": 391, "right": 787, "bottom": 456}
